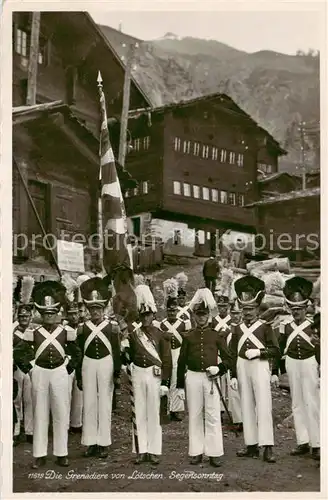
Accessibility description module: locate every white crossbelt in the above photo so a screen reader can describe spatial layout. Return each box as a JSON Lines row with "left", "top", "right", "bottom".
{"left": 13, "top": 327, "right": 24, "bottom": 340}
{"left": 84, "top": 320, "right": 112, "bottom": 355}
{"left": 162, "top": 319, "right": 183, "bottom": 344}
{"left": 227, "top": 332, "right": 232, "bottom": 346}
{"left": 35, "top": 325, "right": 66, "bottom": 361}
{"left": 214, "top": 314, "right": 231, "bottom": 332}
{"left": 177, "top": 305, "right": 190, "bottom": 319}
{"left": 284, "top": 320, "right": 313, "bottom": 354}
{"left": 135, "top": 328, "right": 162, "bottom": 364}
{"left": 238, "top": 320, "right": 265, "bottom": 355}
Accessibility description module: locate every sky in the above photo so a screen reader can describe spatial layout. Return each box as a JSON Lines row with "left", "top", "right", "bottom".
{"left": 90, "top": 7, "right": 323, "bottom": 55}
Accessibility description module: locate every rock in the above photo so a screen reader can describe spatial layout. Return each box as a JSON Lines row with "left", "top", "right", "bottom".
{"left": 297, "top": 474, "right": 302, "bottom": 479}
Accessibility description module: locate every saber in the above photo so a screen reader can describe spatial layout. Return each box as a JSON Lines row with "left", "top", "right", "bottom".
{"left": 124, "top": 346, "right": 139, "bottom": 454}
{"left": 210, "top": 375, "right": 239, "bottom": 437}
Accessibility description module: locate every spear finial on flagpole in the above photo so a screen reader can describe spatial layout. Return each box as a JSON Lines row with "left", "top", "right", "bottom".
{"left": 97, "top": 70, "right": 103, "bottom": 89}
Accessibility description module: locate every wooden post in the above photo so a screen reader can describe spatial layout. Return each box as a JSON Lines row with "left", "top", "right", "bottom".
{"left": 26, "top": 12, "right": 41, "bottom": 106}
{"left": 118, "top": 43, "right": 138, "bottom": 169}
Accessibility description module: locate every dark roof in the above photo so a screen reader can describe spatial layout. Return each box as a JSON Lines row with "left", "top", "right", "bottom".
{"left": 258, "top": 172, "right": 300, "bottom": 184}
{"left": 246, "top": 187, "right": 320, "bottom": 207}
{"left": 128, "top": 92, "right": 287, "bottom": 155}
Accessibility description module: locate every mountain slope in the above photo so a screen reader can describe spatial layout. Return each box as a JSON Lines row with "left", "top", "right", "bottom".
{"left": 99, "top": 26, "right": 320, "bottom": 171}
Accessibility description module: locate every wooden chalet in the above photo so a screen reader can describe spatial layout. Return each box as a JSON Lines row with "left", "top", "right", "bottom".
{"left": 257, "top": 172, "right": 302, "bottom": 198}
{"left": 122, "top": 93, "right": 286, "bottom": 255}
{"left": 246, "top": 188, "right": 320, "bottom": 260}
{"left": 13, "top": 12, "right": 151, "bottom": 279}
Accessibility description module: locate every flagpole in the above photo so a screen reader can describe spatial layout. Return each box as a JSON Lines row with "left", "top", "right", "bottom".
{"left": 97, "top": 71, "right": 104, "bottom": 269}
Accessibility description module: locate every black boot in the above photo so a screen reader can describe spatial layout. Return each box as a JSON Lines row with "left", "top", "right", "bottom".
{"left": 32, "top": 457, "right": 46, "bottom": 469}
{"left": 209, "top": 456, "right": 222, "bottom": 467}
{"left": 26, "top": 435, "right": 33, "bottom": 444}
{"left": 69, "top": 426, "right": 82, "bottom": 434}
{"left": 263, "top": 446, "right": 276, "bottom": 463}
{"left": 149, "top": 454, "right": 160, "bottom": 465}
{"left": 98, "top": 446, "right": 109, "bottom": 459}
{"left": 56, "top": 456, "right": 69, "bottom": 467}
{"left": 290, "top": 443, "right": 310, "bottom": 456}
{"left": 135, "top": 453, "right": 148, "bottom": 464}
{"left": 83, "top": 445, "right": 99, "bottom": 457}
{"left": 170, "top": 412, "right": 183, "bottom": 422}
{"left": 189, "top": 454, "right": 202, "bottom": 465}
{"left": 312, "top": 447, "right": 320, "bottom": 461}
{"left": 236, "top": 445, "right": 259, "bottom": 458}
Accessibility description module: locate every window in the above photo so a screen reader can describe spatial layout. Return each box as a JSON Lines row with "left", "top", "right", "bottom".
{"left": 173, "top": 181, "right": 181, "bottom": 195}
{"left": 193, "top": 142, "right": 200, "bottom": 156}
{"left": 133, "top": 138, "right": 140, "bottom": 151}
{"left": 193, "top": 185, "right": 200, "bottom": 198}
{"left": 28, "top": 180, "right": 48, "bottom": 238}
{"left": 211, "top": 189, "right": 218, "bottom": 202}
{"left": 229, "top": 192, "right": 236, "bottom": 206}
{"left": 142, "top": 181, "right": 149, "bottom": 194}
{"left": 132, "top": 187, "right": 139, "bottom": 196}
{"left": 220, "top": 149, "right": 227, "bottom": 162}
{"left": 132, "top": 217, "right": 141, "bottom": 237}
{"left": 237, "top": 193, "right": 245, "bottom": 206}
{"left": 183, "top": 140, "right": 191, "bottom": 154}
{"left": 266, "top": 164, "right": 273, "bottom": 174}
{"left": 220, "top": 190, "right": 228, "bottom": 204}
{"left": 237, "top": 153, "right": 244, "bottom": 167}
{"left": 183, "top": 183, "right": 191, "bottom": 197}
{"left": 202, "top": 145, "right": 209, "bottom": 159}
{"left": 206, "top": 232, "right": 211, "bottom": 240}
{"left": 202, "top": 187, "right": 210, "bottom": 200}
{"left": 198, "top": 230, "right": 205, "bottom": 245}
{"left": 258, "top": 163, "right": 273, "bottom": 174}
{"left": 229, "top": 152, "right": 236, "bottom": 164}
{"left": 174, "top": 137, "right": 181, "bottom": 152}
{"left": 212, "top": 147, "right": 218, "bottom": 161}
{"left": 38, "top": 37, "right": 49, "bottom": 66}
{"left": 15, "top": 29, "right": 28, "bottom": 57}
{"left": 143, "top": 136, "right": 150, "bottom": 150}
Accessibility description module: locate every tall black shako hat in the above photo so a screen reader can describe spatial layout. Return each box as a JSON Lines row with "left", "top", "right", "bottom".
{"left": 234, "top": 276, "right": 265, "bottom": 307}
{"left": 283, "top": 276, "right": 313, "bottom": 309}
{"left": 80, "top": 277, "right": 110, "bottom": 308}
{"left": 32, "top": 280, "right": 66, "bottom": 314}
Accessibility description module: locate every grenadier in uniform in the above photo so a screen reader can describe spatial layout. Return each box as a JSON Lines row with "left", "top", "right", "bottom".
{"left": 12, "top": 276, "right": 35, "bottom": 444}
{"left": 229, "top": 276, "right": 280, "bottom": 463}
{"left": 21, "top": 280, "right": 82, "bottom": 469}
{"left": 62, "top": 279, "right": 84, "bottom": 434}
{"left": 177, "top": 290, "right": 232, "bottom": 467}
{"left": 75, "top": 277, "right": 121, "bottom": 459}
{"left": 212, "top": 294, "right": 231, "bottom": 416}
{"left": 121, "top": 285, "right": 172, "bottom": 465}
{"left": 281, "top": 277, "right": 320, "bottom": 461}
{"left": 158, "top": 295, "right": 191, "bottom": 421}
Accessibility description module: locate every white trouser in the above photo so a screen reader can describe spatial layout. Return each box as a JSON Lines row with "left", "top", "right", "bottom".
{"left": 13, "top": 368, "right": 24, "bottom": 436}
{"left": 32, "top": 364, "right": 69, "bottom": 457}
{"left": 227, "top": 371, "right": 242, "bottom": 424}
{"left": 81, "top": 354, "right": 114, "bottom": 447}
{"left": 169, "top": 348, "right": 185, "bottom": 413}
{"left": 185, "top": 370, "right": 224, "bottom": 457}
{"left": 70, "top": 376, "right": 83, "bottom": 428}
{"left": 131, "top": 364, "right": 162, "bottom": 455}
{"left": 237, "top": 357, "right": 274, "bottom": 447}
{"left": 23, "top": 371, "right": 33, "bottom": 435}
{"left": 286, "top": 355, "right": 320, "bottom": 448}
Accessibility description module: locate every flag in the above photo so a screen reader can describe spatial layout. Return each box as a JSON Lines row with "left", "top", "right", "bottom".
{"left": 97, "top": 72, "right": 137, "bottom": 326}
{"left": 98, "top": 71, "right": 131, "bottom": 275}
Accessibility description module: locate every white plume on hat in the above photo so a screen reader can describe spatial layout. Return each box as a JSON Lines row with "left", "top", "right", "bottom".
{"left": 189, "top": 288, "right": 217, "bottom": 314}
{"left": 163, "top": 278, "right": 179, "bottom": 300}
{"left": 175, "top": 272, "right": 188, "bottom": 290}
{"left": 20, "top": 276, "right": 34, "bottom": 304}
{"left": 135, "top": 284, "right": 157, "bottom": 313}
{"left": 13, "top": 275, "right": 18, "bottom": 293}
{"left": 61, "top": 273, "right": 78, "bottom": 302}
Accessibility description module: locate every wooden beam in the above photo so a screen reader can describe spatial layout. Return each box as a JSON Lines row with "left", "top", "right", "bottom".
{"left": 49, "top": 113, "right": 99, "bottom": 166}
{"left": 26, "top": 12, "right": 41, "bottom": 106}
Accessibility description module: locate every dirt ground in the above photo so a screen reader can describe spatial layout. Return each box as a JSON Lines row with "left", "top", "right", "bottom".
{"left": 13, "top": 262, "right": 321, "bottom": 493}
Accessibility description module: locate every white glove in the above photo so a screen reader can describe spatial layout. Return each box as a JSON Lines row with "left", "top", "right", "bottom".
{"left": 121, "top": 338, "right": 130, "bottom": 350}
{"left": 271, "top": 374, "right": 279, "bottom": 388}
{"left": 230, "top": 378, "right": 238, "bottom": 391}
{"left": 245, "top": 349, "right": 260, "bottom": 360}
{"left": 207, "top": 366, "right": 220, "bottom": 376}
{"left": 177, "top": 389, "right": 185, "bottom": 401}
{"left": 160, "top": 385, "right": 169, "bottom": 397}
